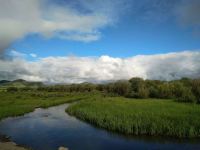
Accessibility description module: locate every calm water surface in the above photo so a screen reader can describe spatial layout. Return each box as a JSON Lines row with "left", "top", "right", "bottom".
{"left": 0, "top": 104, "right": 200, "bottom": 150}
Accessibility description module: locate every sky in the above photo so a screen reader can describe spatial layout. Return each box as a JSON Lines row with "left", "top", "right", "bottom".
{"left": 0, "top": 0, "right": 200, "bottom": 83}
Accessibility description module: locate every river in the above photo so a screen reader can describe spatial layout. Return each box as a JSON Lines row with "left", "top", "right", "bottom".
{"left": 0, "top": 104, "right": 199, "bottom": 150}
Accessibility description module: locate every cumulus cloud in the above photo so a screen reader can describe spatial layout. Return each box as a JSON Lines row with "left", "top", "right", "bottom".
{"left": 0, "top": 51, "right": 199, "bottom": 83}
{"left": 10, "top": 50, "right": 27, "bottom": 58}
{"left": 0, "top": 0, "right": 126, "bottom": 53}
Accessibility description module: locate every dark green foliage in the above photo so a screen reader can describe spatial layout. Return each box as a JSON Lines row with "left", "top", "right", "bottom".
{"left": 113, "top": 80, "right": 131, "bottom": 96}
{"left": 36, "top": 83, "right": 97, "bottom": 93}
{"left": 20, "top": 87, "right": 33, "bottom": 92}
{"left": 176, "top": 89, "right": 196, "bottom": 103}
{"left": 146, "top": 80, "right": 161, "bottom": 98}
{"left": 157, "top": 83, "right": 173, "bottom": 99}
{"left": 129, "top": 77, "right": 144, "bottom": 91}
{"left": 173, "top": 82, "right": 196, "bottom": 103}
{"left": 137, "top": 86, "right": 149, "bottom": 98}
{"left": 191, "top": 79, "right": 200, "bottom": 103}
{"left": 3, "top": 77, "right": 200, "bottom": 103}
{"left": 7, "top": 87, "right": 18, "bottom": 92}
{"left": 128, "top": 77, "right": 149, "bottom": 98}
{"left": 149, "top": 86, "right": 159, "bottom": 98}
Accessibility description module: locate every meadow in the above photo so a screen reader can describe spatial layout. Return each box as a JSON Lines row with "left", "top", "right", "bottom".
{"left": 0, "top": 78, "right": 200, "bottom": 138}
{"left": 0, "top": 91, "right": 89, "bottom": 120}
{"left": 67, "top": 97, "right": 200, "bottom": 138}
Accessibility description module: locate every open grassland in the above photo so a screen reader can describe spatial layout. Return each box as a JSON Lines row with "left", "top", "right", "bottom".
{"left": 0, "top": 91, "right": 90, "bottom": 120}
{"left": 67, "top": 97, "right": 200, "bottom": 138}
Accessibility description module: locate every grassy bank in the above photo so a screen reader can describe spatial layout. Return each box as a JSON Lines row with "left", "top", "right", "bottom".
{"left": 0, "top": 91, "right": 90, "bottom": 120}
{"left": 67, "top": 97, "right": 200, "bottom": 138}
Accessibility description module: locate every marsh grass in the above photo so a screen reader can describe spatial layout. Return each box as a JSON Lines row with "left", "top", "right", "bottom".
{"left": 0, "top": 91, "right": 89, "bottom": 120}
{"left": 67, "top": 97, "right": 200, "bottom": 138}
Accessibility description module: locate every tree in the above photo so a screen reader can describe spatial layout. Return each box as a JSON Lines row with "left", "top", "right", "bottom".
{"left": 191, "top": 79, "right": 200, "bottom": 103}
{"left": 157, "top": 83, "right": 173, "bottom": 99}
{"left": 129, "top": 77, "right": 144, "bottom": 91}
{"left": 172, "top": 82, "right": 196, "bottom": 103}
{"left": 148, "top": 86, "right": 160, "bottom": 98}
{"left": 113, "top": 80, "right": 131, "bottom": 96}
{"left": 137, "top": 86, "right": 149, "bottom": 98}
{"left": 128, "top": 77, "right": 149, "bottom": 98}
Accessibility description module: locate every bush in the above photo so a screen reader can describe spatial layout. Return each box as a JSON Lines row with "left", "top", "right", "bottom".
{"left": 137, "top": 87, "right": 149, "bottom": 98}
{"left": 157, "top": 83, "right": 173, "bottom": 99}
{"left": 113, "top": 81, "right": 131, "bottom": 96}
{"left": 149, "top": 86, "right": 160, "bottom": 98}
{"left": 129, "top": 77, "right": 144, "bottom": 92}
{"left": 128, "top": 77, "right": 149, "bottom": 98}
{"left": 7, "top": 87, "right": 18, "bottom": 92}
{"left": 191, "top": 79, "right": 200, "bottom": 103}
{"left": 176, "top": 86, "right": 196, "bottom": 103}
{"left": 172, "top": 82, "right": 196, "bottom": 103}
{"left": 20, "top": 87, "right": 32, "bottom": 92}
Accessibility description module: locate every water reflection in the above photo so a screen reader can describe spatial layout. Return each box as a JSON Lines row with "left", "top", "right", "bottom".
{"left": 0, "top": 104, "right": 199, "bottom": 150}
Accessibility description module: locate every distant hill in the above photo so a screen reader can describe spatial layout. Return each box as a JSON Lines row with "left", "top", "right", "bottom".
{"left": 0, "top": 80, "right": 11, "bottom": 85}
{"left": 0, "top": 79, "right": 43, "bottom": 88}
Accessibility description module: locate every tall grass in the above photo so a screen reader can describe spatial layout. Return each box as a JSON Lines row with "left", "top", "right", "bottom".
{"left": 67, "top": 97, "right": 200, "bottom": 138}
{"left": 0, "top": 91, "right": 90, "bottom": 120}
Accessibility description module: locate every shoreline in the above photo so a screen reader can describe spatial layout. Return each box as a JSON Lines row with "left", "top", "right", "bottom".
{"left": 0, "top": 134, "right": 29, "bottom": 150}
{"left": 0, "top": 103, "right": 72, "bottom": 150}
{"left": 0, "top": 142, "right": 29, "bottom": 150}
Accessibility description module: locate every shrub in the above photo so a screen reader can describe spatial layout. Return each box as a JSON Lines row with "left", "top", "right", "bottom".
{"left": 172, "top": 82, "right": 196, "bottom": 103}
{"left": 149, "top": 86, "right": 160, "bottom": 98}
{"left": 137, "top": 87, "right": 149, "bottom": 98}
{"left": 129, "top": 77, "right": 144, "bottom": 92}
{"left": 20, "top": 87, "right": 32, "bottom": 92}
{"left": 191, "top": 79, "right": 200, "bottom": 103}
{"left": 175, "top": 86, "right": 196, "bottom": 103}
{"left": 7, "top": 87, "right": 18, "bottom": 92}
{"left": 113, "top": 81, "right": 131, "bottom": 96}
{"left": 157, "top": 83, "right": 173, "bottom": 99}
{"left": 128, "top": 77, "right": 149, "bottom": 98}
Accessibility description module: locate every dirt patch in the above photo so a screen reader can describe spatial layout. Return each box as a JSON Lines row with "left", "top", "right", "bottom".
{"left": 0, "top": 134, "right": 29, "bottom": 150}
{"left": 0, "top": 142, "right": 28, "bottom": 150}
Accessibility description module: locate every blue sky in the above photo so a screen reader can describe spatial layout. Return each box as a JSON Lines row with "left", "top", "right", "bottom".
{"left": 8, "top": 0, "right": 200, "bottom": 59}
{"left": 0, "top": 0, "right": 200, "bottom": 83}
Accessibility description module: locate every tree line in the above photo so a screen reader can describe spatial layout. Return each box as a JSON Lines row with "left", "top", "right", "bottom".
{"left": 7, "top": 77, "right": 200, "bottom": 103}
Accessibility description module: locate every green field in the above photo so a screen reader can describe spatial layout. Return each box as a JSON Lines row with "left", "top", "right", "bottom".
{"left": 67, "top": 97, "right": 200, "bottom": 138}
{"left": 1, "top": 90, "right": 200, "bottom": 138}
{"left": 0, "top": 91, "right": 89, "bottom": 120}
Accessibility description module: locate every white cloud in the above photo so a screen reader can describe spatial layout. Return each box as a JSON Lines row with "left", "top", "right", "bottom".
{"left": 10, "top": 50, "right": 26, "bottom": 58}
{"left": 0, "top": 0, "right": 126, "bottom": 52}
{"left": 30, "top": 53, "right": 37, "bottom": 58}
{"left": 0, "top": 51, "right": 199, "bottom": 83}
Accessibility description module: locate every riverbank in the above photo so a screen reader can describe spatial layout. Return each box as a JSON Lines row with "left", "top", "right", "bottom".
{"left": 0, "top": 134, "right": 29, "bottom": 150}
{"left": 0, "top": 91, "right": 80, "bottom": 150}
{"left": 0, "top": 91, "right": 87, "bottom": 150}
{"left": 0, "top": 91, "right": 89, "bottom": 120}
{"left": 0, "top": 142, "right": 69, "bottom": 150}
{"left": 67, "top": 97, "right": 200, "bottom": 138}
{"left": 0, "top": 142, "right": 28, "bottom": 150}
{"left": 1, "top": 91, "right": 200, "bottom": 139}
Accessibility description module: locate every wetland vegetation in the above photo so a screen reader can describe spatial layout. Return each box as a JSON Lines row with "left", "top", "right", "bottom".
{"left": 0, "top": 77, "right": 200, "bottom": 138}
{"left": 67, "top": 97, "right": 200, "bottom": 138}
